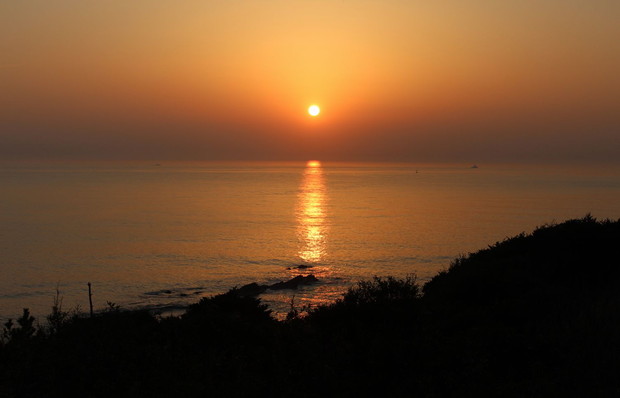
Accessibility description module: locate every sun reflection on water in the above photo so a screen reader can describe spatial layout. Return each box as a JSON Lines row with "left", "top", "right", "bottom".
{"left": 297, "top": 160, "right": 328, "bottom": 264}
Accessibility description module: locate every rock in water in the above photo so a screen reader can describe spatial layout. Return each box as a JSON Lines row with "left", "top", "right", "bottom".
{"left": 269, "top": 275, "right": 319, "bottom": 290}
{"left": 236, "top": 282, "right": 269, "bottom": 297}
{"left": 286, "top": 264, "right": 313, "bottom": 270}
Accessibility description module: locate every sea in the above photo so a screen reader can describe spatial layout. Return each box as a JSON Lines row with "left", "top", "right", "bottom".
{"left": 1, "top": 161, "right": 619, "bottom": 321}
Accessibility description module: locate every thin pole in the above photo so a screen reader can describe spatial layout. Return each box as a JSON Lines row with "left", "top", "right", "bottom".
{"left": 88, "top": 282, "right": 93, "bottom": 317}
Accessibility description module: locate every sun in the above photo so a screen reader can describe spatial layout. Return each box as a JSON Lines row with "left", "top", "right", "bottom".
{"left": 308, "top": 105, "right": 320, "bottom": 117}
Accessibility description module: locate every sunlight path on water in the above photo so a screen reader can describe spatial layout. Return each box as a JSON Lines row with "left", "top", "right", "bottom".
{"left": 297, "top": 161, "right": 327, "bottom": 264}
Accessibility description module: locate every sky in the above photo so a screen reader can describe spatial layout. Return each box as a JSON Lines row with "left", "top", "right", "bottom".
{"left": 1, "top": 0, "right": 619, "bottom": 163}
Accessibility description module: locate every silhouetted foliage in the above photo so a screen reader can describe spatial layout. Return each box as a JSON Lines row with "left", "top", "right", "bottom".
{"left": 3, "top": 309, "right": 37, "bottom": 344}
{"left": 184, "top": 287, "right": 273, "bottom": 325}
{"left": 1, "top": 216, "right": 620, "bottom": 397}
{"left": 342, "top": 275, "right": 419, "bottom": 305}
{"left": 46, "top": 288, "right": 73, "bottom": 335}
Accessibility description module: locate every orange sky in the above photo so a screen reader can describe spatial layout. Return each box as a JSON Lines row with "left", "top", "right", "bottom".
{"left": 1, "top": 0, "right": 618, "bottom": 162}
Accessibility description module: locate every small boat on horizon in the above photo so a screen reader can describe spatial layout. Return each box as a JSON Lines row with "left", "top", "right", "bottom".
{"left": 471, "top": 164, "right": 479, "bottom": 169}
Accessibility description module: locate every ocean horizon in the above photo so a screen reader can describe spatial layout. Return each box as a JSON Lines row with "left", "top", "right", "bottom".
{"left": 2, "top": 161, "right": 619, "bottom": 321}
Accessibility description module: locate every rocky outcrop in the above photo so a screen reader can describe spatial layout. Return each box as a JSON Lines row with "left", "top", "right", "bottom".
{"left": 286, "top": 264, "right": 313, "bottom": 270}
{"left": 237, "top": 275, "right": 319, "bottom": 296}
{"left": 237, "top": 282, "right": 269, "bottom": 297}
{"left": 269, "top": 275, "right": 318, "bottom": 290}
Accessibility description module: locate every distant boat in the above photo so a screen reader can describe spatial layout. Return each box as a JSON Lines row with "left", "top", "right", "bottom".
{"left": 471, "top": 164, "right": 479, "bottom": 169}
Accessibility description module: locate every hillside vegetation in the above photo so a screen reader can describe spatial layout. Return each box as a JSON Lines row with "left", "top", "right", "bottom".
{"left": 1, "top": 216, "right": 619, "bottom": 397}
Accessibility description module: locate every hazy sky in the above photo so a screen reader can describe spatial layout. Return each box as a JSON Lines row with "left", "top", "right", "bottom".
{"left": 1, "top": 0, "right": 618, "bottom": 163}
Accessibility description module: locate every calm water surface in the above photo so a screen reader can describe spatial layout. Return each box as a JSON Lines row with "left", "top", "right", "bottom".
{"left": 1, "top": 161, "right": 619, "bottom": 320}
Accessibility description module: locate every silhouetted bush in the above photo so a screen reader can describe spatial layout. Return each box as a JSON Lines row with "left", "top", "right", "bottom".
{"left": 2, "top": 309, "right": 37, "bottom": 345}
{"left": 184, "top": 287, "right": 273, "bottom": 325}
{"left": 342, "top": 275, "right": 420, "bottom": 306}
